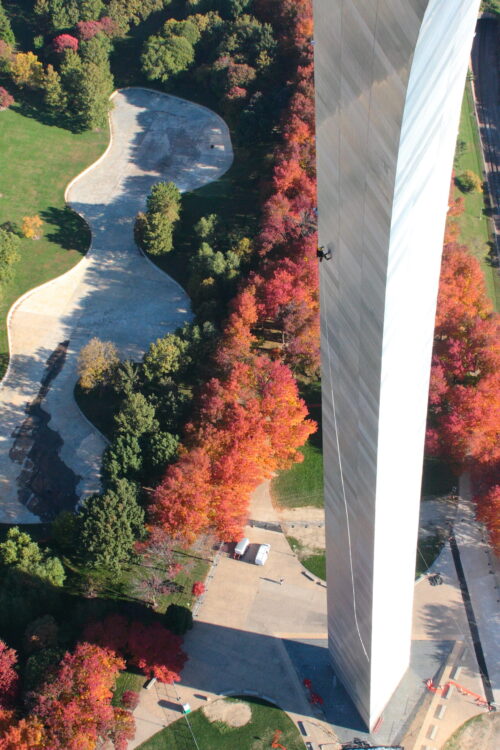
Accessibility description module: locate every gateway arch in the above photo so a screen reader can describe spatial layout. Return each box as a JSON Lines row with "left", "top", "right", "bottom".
{"left": 313, "top": 0, "right": 482, "bottom": 729}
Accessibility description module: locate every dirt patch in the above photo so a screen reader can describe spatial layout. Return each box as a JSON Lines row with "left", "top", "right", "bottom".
{"left": 443, "top": 712, "right": 500, "bottom": 750}
{"left": 277, "top": 506, "right": 325, "bottom": 556}
{"left": 202, "top": 698, "right": 252, "bottom": 728}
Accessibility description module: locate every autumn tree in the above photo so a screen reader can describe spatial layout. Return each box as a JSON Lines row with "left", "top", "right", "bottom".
{"left": 0, "top": 86, "right": 13, "bottom": 110}
{"left": 0, "top": 716, "right": 46, "bottom": 749}
{"left": 21, "top": 215, "right": 43, "bottom": 239}
{"left": 31, "top": 642, "right": 134, "bottom": 750}
{"left": 84, "top": 615, "right": 187, "bottom": 684}
{"left": 10, "top": 52, "right": 44, "bottom": 88}
{"left": 0, "top": 641, "right": 18, "bottom": 708}
{"left": 78, "top": 337, "right": 119, "bottom": 391}
{"left": 427, "top": 243, "right": 500, "bottom": 467}
{"left": 52, "top": 34, "right": 79, "bottom": 54}
{"left": 143, "top": 333, "right": 189, "bottom": 383}
{"left": 77, "top": 478, "right": 145, "bottom": 571}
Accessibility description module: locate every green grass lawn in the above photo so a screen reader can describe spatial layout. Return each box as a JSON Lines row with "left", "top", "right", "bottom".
{"left": 454, "top": 82, "right": 499, "bottom": 310}
{"left": 112, "top": 669, "right": 146, "bottom": 706}
{"left": 137, "top": 697, "right": 306, "bottom": 750}
{"left": 0, "top": 106, "right": 108, "bottom": 377}
{"left": 63, "top": 547, "right": 211, "bottom": 613}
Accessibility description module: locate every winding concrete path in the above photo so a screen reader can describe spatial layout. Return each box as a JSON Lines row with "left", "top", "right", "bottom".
{"left": 0, "top": 88, "right": 233, "bottom": 523}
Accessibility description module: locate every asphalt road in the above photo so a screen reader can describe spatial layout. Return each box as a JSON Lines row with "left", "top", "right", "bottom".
{"left": 471, "top": 17, "right": 500, "bottom": 266}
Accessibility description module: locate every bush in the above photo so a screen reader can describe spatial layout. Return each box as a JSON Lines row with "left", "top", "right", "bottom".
{"left": 456, "top": 169, "right": 482, "bottom": 193}
{"left": 164, "top": 604, "right": 193, "bottom": 635}
{"left": 191, "top": 581, "right": 205, "bottom": 597}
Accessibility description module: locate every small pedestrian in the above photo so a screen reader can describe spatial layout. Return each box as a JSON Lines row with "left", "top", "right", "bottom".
{"left": 279, "top": 577, "right": 285, "bottom": 585}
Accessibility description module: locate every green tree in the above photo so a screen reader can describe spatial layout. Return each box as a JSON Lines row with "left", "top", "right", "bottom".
{"left": 78, "top": 479, "right": 145, "bottom": 570}
{"left": 102, "top": 433, "right": 143, "bottom": 482}
{"left": 52, "top": 510, "right": 79, "bottom": 553}
{"left": 194, "top": 213, "right": 219, "bottom": 242}
{"left": 141, "top": 181, "right": 181, "bottom": 255}
{"left": 143, "top": 333, "right": 189, "bottom": 382}
{"left": 143, "top": 431, "right": 179, "bottom": 474}
{"left": 78, "top": 337, "right": 119, "bottom": 391}
{"left": 146, "top": 181, "right": 181, "bottom": 221}
{"left": 0, "top": 1, "right": 14, "bottom": 45}
{"left": 34, "top": 0, "right": 79, "bottom": 31}
{"left": 163, "top": 18, "right": 200, "bottom": 45}
{"left": 80, "top": 0, "right": 105, "bottom": 21}
{"left": 215, "top": 0, "right": 252, "bottom": 19}
{"left": 114, "top": 392, "right": 158, "bottom": 436}
{"left": 0, "top": 527, "right": 65, "bottom": 586}
{"left": 43, "top": 64, "right": 67, "bottom": 113}
{"left": 79, "top": 32, "right": 112, "bottom": 65}
{"left": 143, "top": 211, "right": 175, "bottom": 254}
{"left": 141, "top": 33, "right": 195, "bottom": 82}
{"left": 60, "top": 47, "right": 113, "bottom": 130}
{"left": 107, "top": 0, "right": 165, "bottom": 31}
{"left": 0, "top": 228, "right": 20, "bottom": 285}
{"left": 113, "top": 359, "right": 138, "bottom": 396}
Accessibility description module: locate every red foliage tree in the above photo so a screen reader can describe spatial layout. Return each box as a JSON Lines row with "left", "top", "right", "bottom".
{"left": 0, "top": 643, "right": 18, "bottom": 709}
{"left": 99, "top": 17, "right": 120, "bottom": 38}
{"left": 121, "top": 690, "right": 140, "bottom": 710}
{"left": 84, "top": 615, "right": 187, "bottom": 684}
{"left": 31, "top": 643, "right": 133, "bottom": 750}
{"left": 52, "top": 34, "right": 79, "bottom": 54}
{"left": 427, "top": 243, "right": 500, "bottom": 467}
{"left": 0, "top": 87, "right": 14, "bottom": 110}
{"left": 75, "top": 20, "right": 102, "bottom": 41}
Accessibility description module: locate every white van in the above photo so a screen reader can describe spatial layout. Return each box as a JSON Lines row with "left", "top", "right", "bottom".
{"left": 234, "top": 537, "right": 250, "bottom": 559}
{"left": 255, "top": 543, "right": 271, "bottom": 566}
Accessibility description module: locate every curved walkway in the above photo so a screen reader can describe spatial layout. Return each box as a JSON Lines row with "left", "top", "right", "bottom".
{"left": 0, "top": 88, "right": 233, "bottom": 523}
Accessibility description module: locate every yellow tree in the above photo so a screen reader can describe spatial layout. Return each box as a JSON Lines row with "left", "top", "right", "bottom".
{"left": 78, "top": 338, "right": 119, "bottom": 392}
{"left": 10, "top": 52, "right": 44, "bottom": 88}
{"left": 21, "top": 215, "right": 43, "bottom": 239}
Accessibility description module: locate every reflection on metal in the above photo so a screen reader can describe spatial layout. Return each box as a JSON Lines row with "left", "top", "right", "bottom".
{"left": 313, "top": 0, "right": 482, "bottom": 730}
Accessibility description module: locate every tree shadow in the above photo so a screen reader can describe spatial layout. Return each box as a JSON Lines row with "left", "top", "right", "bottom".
{"left": 40, "top": 206, "right": 91, "bottom": 255}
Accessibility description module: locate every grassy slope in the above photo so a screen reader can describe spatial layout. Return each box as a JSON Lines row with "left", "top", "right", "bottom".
{"left": 137, "top": 697, "right": 306, "bottom": 750}
{"left": 454, "top": 82, "right": 500, "bottom": 310}
{"left": 0, "top": 106, "right": 108, "bottom": 376}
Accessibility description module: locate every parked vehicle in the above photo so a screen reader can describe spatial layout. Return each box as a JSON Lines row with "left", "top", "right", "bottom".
{"left": 234, "top": 537, "right": 250, "bottom": 559}
{"left": 255, "top": 543, "right": 271, "bottom": 566}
